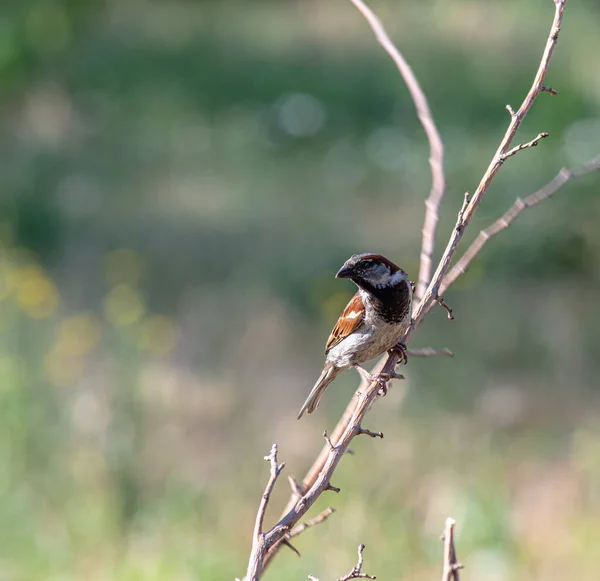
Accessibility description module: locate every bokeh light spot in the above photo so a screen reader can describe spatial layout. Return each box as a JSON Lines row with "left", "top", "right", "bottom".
{"left": 0, "top": 261, "right": 15, "bottom": 300}
{"left": 104, "top": 249, "right": 143, "bottom": 286}
{"left": 58, "top": 314, "right": 102, "bottom": 356}
{"left": 138, "top": 315, "right": 179, "bottom": 354}
{"left": 103, "top": 284, "right": 145, "bottom": 327}
{"left": 15, "top": 266, "right": 59, "bottom": 318}
{"left": 45, "top": 348, "right": 83, "bottom": 388}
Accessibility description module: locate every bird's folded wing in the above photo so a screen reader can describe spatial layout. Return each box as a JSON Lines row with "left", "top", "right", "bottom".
{"left": 325, "top": 292, "right": 365, "bottom": 354}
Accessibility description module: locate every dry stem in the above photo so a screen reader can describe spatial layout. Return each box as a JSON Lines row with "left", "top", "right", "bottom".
{"left": 349, "top": 0, "right": 446, "bottom": 301}
{"left": 441, "top": 518, "right": 462, "bottom": 581}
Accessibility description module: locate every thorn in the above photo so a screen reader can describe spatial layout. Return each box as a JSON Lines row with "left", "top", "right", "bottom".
{"left": 288, "top": 474, "right": 303, "bottom": 498}
{"left": 541, "top": 84, "right": 558, "bottom": 95}
{"left": 281, "top": 538, "right": 301, "bottom": 557}
{"left": 435, "top": 295, "right": 454, "bottom": 320}
{"left": 506, "top": 104, "right": 516, "bottom": 118}
{"left": 358, "top": 427, "right": 384, "bottom": 439}
{"left": 323, "top": 430, "right": 334, "bottom": 451}
{"left": 326, "top": 483, "right": 340, "bottom": 493}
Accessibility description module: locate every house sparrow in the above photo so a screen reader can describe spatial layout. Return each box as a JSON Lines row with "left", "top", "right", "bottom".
{"left": 297, "top": 253, "right": 413, "bottom": 419}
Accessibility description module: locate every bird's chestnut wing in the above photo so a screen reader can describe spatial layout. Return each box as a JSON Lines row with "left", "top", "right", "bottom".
{"left": 325, "top": 292, "right": 365, "bottom": 354}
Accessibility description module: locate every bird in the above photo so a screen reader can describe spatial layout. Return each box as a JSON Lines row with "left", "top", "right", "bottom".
{"left": 297, "top": 253, "right": 413, "bottom": 419}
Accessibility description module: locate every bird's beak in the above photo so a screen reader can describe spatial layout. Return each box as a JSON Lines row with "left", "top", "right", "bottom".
{"left": 335, "top": 264, "right": 354, "bottom": 279}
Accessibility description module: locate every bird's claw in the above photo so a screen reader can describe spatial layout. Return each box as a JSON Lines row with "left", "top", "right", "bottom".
{"left": 374, "top": 372, "right": 405, "bottom": 396}
{"left": 390, "top": 341, "right": 408, "bottom": 365}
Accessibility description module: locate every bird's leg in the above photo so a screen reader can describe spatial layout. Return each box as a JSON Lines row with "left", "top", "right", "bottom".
{"left": 353, "top": 364, "right": 404, "bottom": 397}
{"left": 389, "top": 341, "right": 408, "bottom": 365}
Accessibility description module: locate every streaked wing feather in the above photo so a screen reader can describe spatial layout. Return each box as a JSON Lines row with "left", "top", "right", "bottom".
{"left": 325, "top": 292, "right": 365, "bottom": 354}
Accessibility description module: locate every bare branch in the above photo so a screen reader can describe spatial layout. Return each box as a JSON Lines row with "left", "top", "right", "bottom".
{"left": 500, "top": 132, "right": 549, "bottom": 161}
{"left": 245, "top": 445, "right": 286, "bottom": 581}
{"left": 253, "top": 445, "right": 285, "bottom": 543}
{"left": 289, "top": 507, "right": 336, "bottom": 539}
{"left": 441, "top": 153, "right": 600, "bottom": 293}
{"left": 349, "top": 0, "right": 446, "bottom": 301}
{"left": 407, "top": 347, "right": 454, "bottom": 358}
{"left": 441, "top": 518, "right": 463, "bottom": 581}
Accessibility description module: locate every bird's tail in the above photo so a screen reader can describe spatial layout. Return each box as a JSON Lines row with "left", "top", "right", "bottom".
{"left": 297, "top": 365, "right": 341, "bottom": 419}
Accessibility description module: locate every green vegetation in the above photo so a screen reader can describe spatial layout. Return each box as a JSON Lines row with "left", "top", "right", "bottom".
{"left": 1, "top": 1, "right": 600, "bottom": 579}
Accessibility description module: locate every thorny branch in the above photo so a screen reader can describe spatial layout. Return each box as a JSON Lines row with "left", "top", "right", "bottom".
{"left": 349, "top": 0, "right": 446, "bottom": 301}
{"left": 243, "top": 2, "right": 576, "bottom": 579}
{"left": 441, "top": 153, "right": 600, "bottom": 293}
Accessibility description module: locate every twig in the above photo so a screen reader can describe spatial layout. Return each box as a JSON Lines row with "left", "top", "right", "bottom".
{"left": 349, "top": 0, "right": 446, "bottom": 301}
{"left": 242, "top": 3, "right": 569, "bottom": 579}
{"left": 500, "top": 132, "right": 549, "bottom": 161}
{"left": 357, "top": 427, "right": 384, "bottom": 439}
{"left": 323, "top": 431, "right": 335, "bottom": 451}
{"left": 407, "top": 347, "right": 454, "bottom": 358}
{"left": 541, "top": 84, "right": 558, "bottom": 95}
{"left": 288, "top": 474, "right": 304, "bottom": 499}
{"left": 281, "top": 538, "right": 301, "bottom": 557}
{"left": 338, "top": 544, "right": 376, "bottom": 581}
{"left": 441, "top": 153, "right": 600, "bottom": 293}
{"left": 253, "top": 445, "right": 285, "bottom": 543}
{"left": 289, "top": 508, "right": 336, "bottom": 539}
{"left": 441, "top": 518, "right": 462, "bottom": 581}
{"left": 309, "top": 544, "right": 376, "bottom": 581}
{"left": 434, "top": 295, "right": 454, "bottom": 320}
{"left": 245, "top": 445, "right": 285, "bottom": 581}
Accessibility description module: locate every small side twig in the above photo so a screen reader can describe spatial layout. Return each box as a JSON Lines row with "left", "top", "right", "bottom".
{"left": 441, "top": 518, "right": 463, "bottom": 581}
{"left": 323, "top": 431, "right": 335, "bottom": 451}
{"left": 434, "top": 295, "right": 454, "bottom": 320}
{"left": 406, "top": 347, "right": 454, "bottom": 358}
{"left": 289, "top": 507, "right": 336, "bottom": 539}
{"left": 357, "top": 426, "right": 384, "bottom": 439}
{"left": 288, "top": 474, "right": 304, "bottom": 499}
{"left": 500, "top": 132, "right": 549, "bottom": 161}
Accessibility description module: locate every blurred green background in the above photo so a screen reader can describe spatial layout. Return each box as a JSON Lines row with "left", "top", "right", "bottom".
{"left": 1, "top": 0, "right": 600, "bottom": 579}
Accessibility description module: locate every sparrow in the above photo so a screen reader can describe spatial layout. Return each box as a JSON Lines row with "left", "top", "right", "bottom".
{"left": 297, "top": 253, "right": 413, "bottom": 419}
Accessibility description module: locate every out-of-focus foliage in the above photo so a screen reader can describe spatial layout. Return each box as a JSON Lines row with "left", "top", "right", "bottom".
{"left": 1, "top": 0, "right": 600, "bottom": 579}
